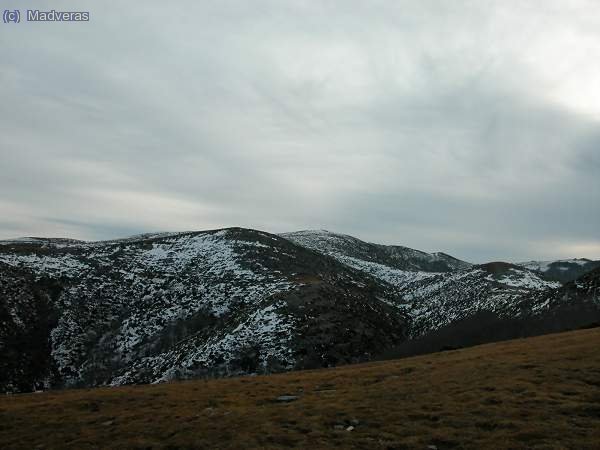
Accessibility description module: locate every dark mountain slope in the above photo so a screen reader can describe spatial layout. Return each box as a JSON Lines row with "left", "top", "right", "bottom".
{"left": 0, "top": 263, "right": 61, "bottom": 392}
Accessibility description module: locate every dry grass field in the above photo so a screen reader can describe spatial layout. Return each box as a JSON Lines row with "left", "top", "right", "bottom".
{"left": 2, "top": 328, "right": 600, "bottom": 449}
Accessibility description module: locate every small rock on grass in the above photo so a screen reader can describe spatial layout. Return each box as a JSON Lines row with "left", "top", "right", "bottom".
{"left": 275, "top": 395, "right": 299, "bottom": 402}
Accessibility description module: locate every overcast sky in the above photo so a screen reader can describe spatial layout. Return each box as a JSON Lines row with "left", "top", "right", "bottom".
{"left": 1, "top": 1, "right": 599, "bottom": 262}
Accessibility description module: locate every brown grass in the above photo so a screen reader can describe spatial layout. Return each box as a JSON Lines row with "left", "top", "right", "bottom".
{"left": 2, "top": 328, "right": 600, "bottom": 449}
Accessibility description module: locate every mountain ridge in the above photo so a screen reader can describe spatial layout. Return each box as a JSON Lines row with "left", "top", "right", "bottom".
{"left": 1, "top": 227, "right": 599, "bottom": 393}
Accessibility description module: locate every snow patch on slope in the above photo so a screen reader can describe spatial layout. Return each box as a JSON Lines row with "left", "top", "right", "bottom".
{"left": 0, "top": 252, "right": 90, "bottom": 279}
{"left": 486, "top": 268, "right": 561, "bottom": 289}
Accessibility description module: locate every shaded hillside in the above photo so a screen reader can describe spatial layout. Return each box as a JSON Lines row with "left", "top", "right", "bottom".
{"left": 2, "top": 328, "right": 600, "bottom": 449}
{"left": 0, "top": 263, "right": 61, "bottom": 392}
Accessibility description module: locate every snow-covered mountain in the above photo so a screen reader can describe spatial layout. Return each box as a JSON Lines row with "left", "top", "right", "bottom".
{"left": 282, "top": 231, "right": 575, "bottom": 337}
{"left": 0, "top": 228, "right": 407, "bottom": 392}
{"left": 1, "top": 227, "right": 599, "bottom": 393}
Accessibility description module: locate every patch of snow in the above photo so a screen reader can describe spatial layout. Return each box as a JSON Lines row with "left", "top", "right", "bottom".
{"left": 0, "top": 252, "right": 90, "bottom": 279}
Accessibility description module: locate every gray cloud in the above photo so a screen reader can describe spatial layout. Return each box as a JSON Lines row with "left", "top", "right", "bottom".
{"left": 1, "top": 0, "right": 599, "bottom": 262}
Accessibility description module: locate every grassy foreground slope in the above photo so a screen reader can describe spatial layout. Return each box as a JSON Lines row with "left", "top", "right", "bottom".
{"left": 2, "top": 328, "right": 600, "bottom": 449}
